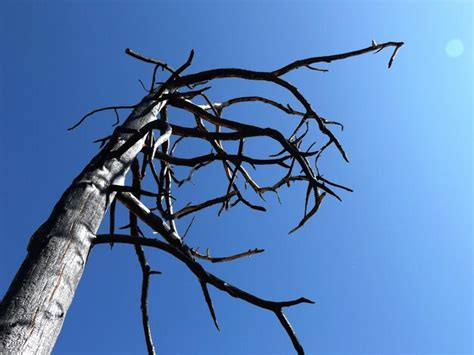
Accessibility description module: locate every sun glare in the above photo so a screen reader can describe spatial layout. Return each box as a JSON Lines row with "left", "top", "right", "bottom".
{"left": 445, "top": 38, "right": 464, "bottom": 58}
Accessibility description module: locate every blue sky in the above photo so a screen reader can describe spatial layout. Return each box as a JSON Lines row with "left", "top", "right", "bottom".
{"left": 0, "top": 1, "right": 472, "bottom": 354}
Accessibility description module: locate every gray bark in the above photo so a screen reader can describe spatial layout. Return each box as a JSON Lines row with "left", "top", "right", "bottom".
{"left": 0, "top": 93, "right": 167, "bottom": 354}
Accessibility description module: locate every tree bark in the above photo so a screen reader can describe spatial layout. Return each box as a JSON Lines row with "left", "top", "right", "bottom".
{"left": 0, "top": 93, "right": 167, "bottom": 354}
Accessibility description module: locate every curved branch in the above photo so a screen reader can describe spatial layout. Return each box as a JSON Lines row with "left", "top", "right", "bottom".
{"left": 202, "top": 96, "right": 305, "bottom": 116}
{"left": 191, "top": 247, "right": 264, "bottom": 263}
{"left": 93, "top": 234, "right": 313, "bottom": 354}
{"left": 68, "top": 104, "right": 138, "bottom": 131}
{"left": 272, "top": 41, "right": 404, "bottom": 76}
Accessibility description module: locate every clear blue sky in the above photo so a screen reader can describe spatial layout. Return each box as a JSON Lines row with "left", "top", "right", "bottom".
{"left": 0, "top": 1, "right": 472, "bottom": 354}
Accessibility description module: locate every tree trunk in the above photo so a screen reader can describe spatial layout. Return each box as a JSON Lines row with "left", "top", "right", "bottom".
{"left": 0, "top": 93, "right": 166, "bottom": 354}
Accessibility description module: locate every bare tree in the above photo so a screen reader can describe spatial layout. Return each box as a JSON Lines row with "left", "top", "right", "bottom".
{"left": 0, "top": 41, "right": 403, "bottom": 354}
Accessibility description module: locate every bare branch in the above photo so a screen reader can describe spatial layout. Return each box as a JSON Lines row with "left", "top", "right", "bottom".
{"left": 130, "top": 159, "right": 156, "bottom": 355}
{"left": 157, "top": 108, "right": 178, "bottom": 233}
{"left": 275, "top": 311, "right": 304, "bottom": 355}
{"left": 93, "top": 233, "right": 312, "bottom": 354}
{"left": 201, "top": 96, "right": 305, "bottom": 116}
{"left": 317, "top": 175, "right": 353, "bottom": 192}
{"left": 138, "top": 79, "right": 149, "bottom": 92}
{"left": 200, "top": 281, "right": 220, "bottom": 330}
{"left": 109, "top": 184, "right": 160, "bottom": 198}
{"left": 148, "top": 149, "right": 293, "bottom": 167}
{"left": 191, "top": 247, "right": 264, "bottom": 263}
{"left": 116, "top": 192, "right": 182, "bottom": 247}
{"left": 182, "top": 216, "right": 195, "bottom": 240}
{"left": 272, "top": 41, "right": 404, "bottom": 76}
{"left": 289, "top": 192, "right": 326, "bottom": 235}
{"left": 169, "top": 191, "right": 238, "bottom": 219}
{"left": 68, "top": 104, "right": 137, "bottom": 131}
{"left": 305, "top": 64, "right": 328, "bottom": 72}
{"left": 125, "top": 48, "right": 175, "bottom": 75}
{"left": 388, "top": 44, "right": 403, "bottom": 68}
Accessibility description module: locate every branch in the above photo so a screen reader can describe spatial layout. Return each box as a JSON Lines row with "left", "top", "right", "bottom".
{"left": 109, "top": 185, "right": 161, "bottom": 198}
{"left": 191, "top": 247, "right": 264, "bottom": 263}
{"left": 289, "top": 192, "right": 326, "bottom": 235}
{"left": 93, "top": 233, "right": 313, "bottom": 354}
{"left": 168, "top": 191, "right": 238, "bottom": 219}
{"left": 201, "top": 96, "right": 305, "bottom": 116}
{"left": 148, "top": 149, "right": 292, "bottom": 168}
{"left": 200, "top": 281, "right": 220, "bottom": 330}
{"left": 272, "top": 41, "right": 404, "bottom": 76}
{"left": 68, "top": 104, "right": 137, "bottom": 131}
{"left": 158, "top": 108, "right": 178, "bottom": 233}
{"left": 126, "top": 48, "right": 168, "bottom": 66}
{"left": 130, "top": 159, "right": 156, "bottom": 355}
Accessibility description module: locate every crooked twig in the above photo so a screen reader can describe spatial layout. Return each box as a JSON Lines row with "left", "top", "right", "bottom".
{"left": 68, "top": 104, "right": 137, "bottom": 131}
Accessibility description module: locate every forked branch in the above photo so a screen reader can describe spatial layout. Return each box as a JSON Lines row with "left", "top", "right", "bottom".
{"left": 93, "top": 231, "right": 312, "bottom": 354}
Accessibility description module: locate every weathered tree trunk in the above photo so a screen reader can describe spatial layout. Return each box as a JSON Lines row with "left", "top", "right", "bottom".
{"left": 0, "top": 93, "right": 166, "bottom": 354}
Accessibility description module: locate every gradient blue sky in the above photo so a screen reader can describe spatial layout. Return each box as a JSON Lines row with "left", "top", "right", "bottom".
{"left": 0, "top": 1, "right": 472, "bottom": 354}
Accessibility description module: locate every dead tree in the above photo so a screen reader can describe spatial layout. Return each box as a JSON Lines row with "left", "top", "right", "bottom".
{"left": 0, "top": 41, "right": 403, "bottom": 354}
